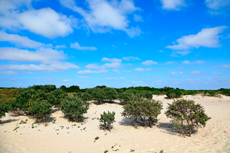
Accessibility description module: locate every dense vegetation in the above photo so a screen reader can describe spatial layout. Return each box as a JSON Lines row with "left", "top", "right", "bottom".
{"left": 165, "top": 99, "right": 211, "bottom": 137}
{"left": 122, "top": 94, "right": 163, "bottom": 128}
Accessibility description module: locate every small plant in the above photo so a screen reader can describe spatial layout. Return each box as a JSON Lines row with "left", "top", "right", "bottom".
{"left": 13, "top": 126, "right": 19, "bottom": 131}
{"left": 100, "top": 111, "right": 115, "bottom": 132}
{"left": 0, "top": 102, "right": 10, "bottom": 121}
{"left": 165, "top": 99, "right": 211, "bottom": 137}
{"left": 52, "top": 119, "right": 56, "bottom": 124}
{"left": 94, "top": 136, "right": 99, "bottom": 142}
{"left": 130, "top": 149, "right": 135, "bottom": 152}
{"left": 160, "top": 150, "right": 164, "bottom": 153}
{"left": 166, "top": 89, "right": 183, "bottom": 98}
{"left": 19, "top": 120, "right": 27, "bottom": 124}
{"left": 104, "top": 150, "right": 108, "bottom": 153}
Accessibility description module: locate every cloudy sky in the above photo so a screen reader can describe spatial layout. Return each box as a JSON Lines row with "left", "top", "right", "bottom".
{"left": 0, "top": 0, "right": 229, "bottom": 89}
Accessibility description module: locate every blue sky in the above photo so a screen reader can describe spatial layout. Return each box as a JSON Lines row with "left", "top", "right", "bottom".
{"left": 0, "top": 0, "right": 229, "bottom": 89}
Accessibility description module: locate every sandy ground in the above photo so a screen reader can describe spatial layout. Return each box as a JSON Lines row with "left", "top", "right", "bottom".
{"left": 0, "top": 95, "right": 230, "bottom": 153}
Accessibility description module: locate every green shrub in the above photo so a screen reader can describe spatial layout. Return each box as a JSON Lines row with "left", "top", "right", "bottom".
{"left": 60, "top": 97, "right": 88, "bottom": 122}
{"left": 50, "top": 89, "right": 68, "bottom": 106}
{"left": 91, "top": 88, "right": 105, "bottom": 104}
{"left": 139, "top": 90, "right": 152, "bottom": 99}
{"left": 103, "top": 87, "right": 118, "bottom": 102}
{"left": 100, "top": 111, "right": 115, "bottom": 132}
{"left": 165, "top": 99, "right": 211, "bottom": 137}
{"left": 118, "top": 90, "right": 135, "bottom": 105}
{"left": 122, "top": 95, "right": 163, "bottom": 128}
{"left": 166, "top": 89, "right": 183, "bottom": 98}
{"left": 0, "top": 102, "right": 10, "bottom": 120}
{"left": 28, "top": 100, "right": 52, "bottom": 122}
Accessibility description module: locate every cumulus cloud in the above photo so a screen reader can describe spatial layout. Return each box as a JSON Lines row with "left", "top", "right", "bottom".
{"left": 77, "top": 69, "right": 108, "bottom": 74}
{"left": 0, "top": 31, "right": 44, "bottom": 48}
{"left": 77, "top": 76, "right": 90, "bottom": 79}
{"left": 160, "top": 0, "right": 186, "bottom": 10}
{"left": 85, "top": 63, "right": 104, "bottom": 69}
{"left": 189, "top": 71, "right": 202, "bottom": 75}
{"left": 134, "top": 14, "right": 143, "bottom": 22}
{"left": 142, "top": 60, "right": 158, "bottom": 65}
{"left": 0, "top": 62, "right": 80, "bottom": 72}
{"left": 0, "top": 47, "right": 66, "bottom": 63}
{"left": 163, "top": 61, "right": 177, "bottom": 65}
{"left": 0, "top": 1, "right": 73, "bottom": 38}
{"left": 70, "top": 42, "right": 97, "bottom": 50}
{"left": 101, "top": 57, "right": 122, "bottom": 63}
{"left": 170, "top": 72, "right": 184, "bottom": 75}
{"left": 113, "top": 69, "right": 120, "bottom": 74}
{"left": 167, "top": 26, "right": 227, "bottom": 50}
{"left": 182, "top": 60, "right": 205, "bottom": 64}
{"left": 105, "top": 77, "right": 125, "bottom": 80}
{"left": 0, "top": 71, "right": 19, "bottom": 75}
{"left": 122, "top": 56, "right": 140, "bottom": 61}
{"left": 104, "top": 62, "right": 121, "bottom": 68}
{"left": 171, "top": 50, "right": 191, "bottom": 56}
{"left": 60, "top": 0, "right": 141, "bottom": 37}
{"left": 205, "top": 0, "right": 230, "bottom": 14}
{"left": 135, "top": 68, "right": 144, "bottom": 72}
{"left": 221, "top": 64, "right": 230, "bottom": 68}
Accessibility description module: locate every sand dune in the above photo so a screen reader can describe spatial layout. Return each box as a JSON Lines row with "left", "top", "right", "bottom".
{"left": 0, "top": 95, "right": 230, "bottom": 153}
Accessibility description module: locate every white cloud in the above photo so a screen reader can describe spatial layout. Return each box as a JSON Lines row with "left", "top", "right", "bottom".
{"left": 70, "top": 42, "right": 97, "bottom": 50}
{"left": 86, "top": 63, "right": 104, "bottom": 69}
{"left": 205, "top": 0, "right": 230, "bottom": 10}
{"left": 78, "top": 76, "right": 90, "bottom": 79}
{"left": 102, "top": 57, "right": 122, "bottom": 63}
{"left": 0, "top": 1, "right": 74, "bottom": 38}
{"left": 0, "top": 47, "right": 66, "bottom": 63}
{"left": 77, "top": 69, "right": 108, "bottom": 74}
{"left": 145, "top": 68, "right": 152, "bottom": 71}
{"left": 105, "top": 77, "right": 125, "bottom": 80}
{"left": 0, "top": 62, "right": 80, "bottom": 72}
{"left": 0, "top": 31, "right": 44, "bottom": 48}
{"left": 60, "top": 0, "right": 141, "bottom": 37}
{"left": 55, "top": 45, "right": 66, "bottom": 49}
{"left": 171, "top": 50, "right": 191, "bottom": 56}
{"left": 122, "top": 56, "right": 140, "bottom": 61}
{"left": 23, "top": 71, "right": 35, "bottom": 74}
{"left": 0, "top": 71, "right": 19, "bottom": 75}
{"left": 123, "top": 70, "right": 131, "bottom": 72}
{"left": 63, "top": 79, "right": 71, "bottom": 82}
{"left": 160, "top": 0, "right": 186, "bottom": 10}
{"left": 221, "top": 64, "right": 230, "bottom": 68}
{"left": 19, "top": 8, "right": 73, "bottom": 38}
{"left": 212, "top": 73, "right": 223, "bottom": 76}
{"left": 134, "top": 14, "right": 143, "bottom": 22}
{"left": 163, "top": 61, "right": 177, "bottom": 65}
{"left": 142, "top": 60, "right": 158, "bottom": 65}
{"left": 190, "top": 71, "right": 202, "bottom": 75}
{"left": 104, "top": 62, "right": 121, "bottom": 68}
{"left": 135, "top": 68, "right": 144, "bottom": 72}
{"left": 182, "top": 60, "right": 205, "bottom": 64}
{"left": 170, "top": 72, "right": 184, "bottom": 75}
{"left": 167, "top": 26, "right": 227, "bottom": 50}
{"left": 113, "top": 69, "right": 120, "bottom": 74}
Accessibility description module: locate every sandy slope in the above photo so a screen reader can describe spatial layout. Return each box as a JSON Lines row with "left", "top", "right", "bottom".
{"left": 0, "top": 95, "right": 230, "bottom": 153}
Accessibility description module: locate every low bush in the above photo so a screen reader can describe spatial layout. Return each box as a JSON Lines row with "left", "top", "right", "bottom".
{"left": 165, "top": 99, "right": 211, "bottom": 137}
{"left": 50, "top": 89, "right": 68, "bottom": 106}
{"left": 99, "top": 111, "right": 115, "bottom": 132}
{"left": 0, "top": 102, "right": 10, "bottom": 120}
{"left": 118, "top": 90, "right": 135, "bottom": 105}
{"left": 122, "top": 95, "right": 163, "bottom": 128}
{"left": 28, "top": 100, "right": 52, "bottom": 122}
{"left": 60, "top": 97, "right": 88, "bottom": 122}
{"left": 166, "top": 89, "right": 183, "bottom": 98}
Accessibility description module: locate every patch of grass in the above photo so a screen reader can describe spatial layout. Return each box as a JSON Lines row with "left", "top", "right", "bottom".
{"left": 94, "top": 136, "right": 99, "bottom": 142}
{"left": 130, "top": 149, "right": 135, "bottom": 152}
{"left": 13, "top": 126, "right": 19, "bottom": 131}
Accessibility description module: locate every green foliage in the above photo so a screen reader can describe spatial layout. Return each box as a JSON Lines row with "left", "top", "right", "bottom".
{"left": 165, "top": 99, "right": 211, "bottom": 137}
{"left": 166, "top": 89, "right": 183, "bottom": 98}
{"left": 60, "top": 97, "right": 88, "bottom": 122}
{"left": 218, "top": 88, "right": 230, "bottom": 96}
{"left": 0, "top": 102, "right": 10, "bottom": 119}
{"left": 138, "top": 90, "right": 152, "bottom": 99}
{"left": 29, "top": 100, "right": 52, "bottom": 122}
{"left": 118, "top": 90, "right": 135, "bottom": 105}
{"left": 50, "top": 89, "right": 68, "bottom": 106}
{"left": 103, "top": 87, "right": 118, "bottom": 102}
{"left": 91, "top": 88, "right": 106, "bottom": 104}
{"left": 100, "top": 111, "right": 115, "bottom": 132}
{"left": 122, "top": 95, "right": 163, "bottom": 128}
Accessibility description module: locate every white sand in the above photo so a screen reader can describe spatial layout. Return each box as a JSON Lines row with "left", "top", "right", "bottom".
{"left": 0, "top": 95, "right": 230, "bottom": 153}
